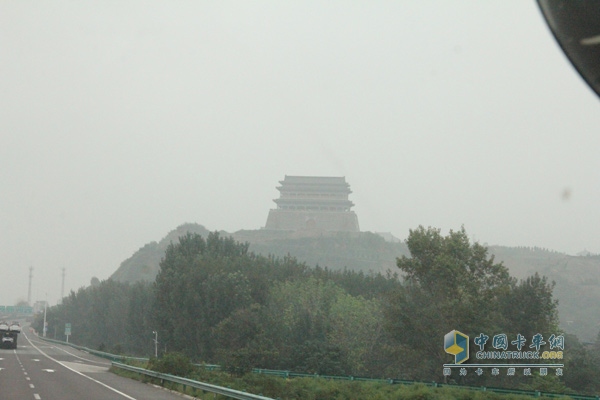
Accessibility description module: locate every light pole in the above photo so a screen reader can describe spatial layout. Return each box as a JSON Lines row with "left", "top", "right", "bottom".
{"left": 43, "top": 296, "right": 47, "bottom": 338}
{"left": 152, "top": 331, "right": 158, "bottom": 358}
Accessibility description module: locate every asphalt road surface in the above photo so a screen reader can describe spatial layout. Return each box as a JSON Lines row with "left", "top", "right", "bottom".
{"left": 0, "top": 330, "right": 186, "bottom": 400}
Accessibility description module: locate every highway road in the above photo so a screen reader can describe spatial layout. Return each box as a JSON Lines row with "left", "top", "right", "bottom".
{"left": 0, "top": 330, "right": 186, "bottom": 400}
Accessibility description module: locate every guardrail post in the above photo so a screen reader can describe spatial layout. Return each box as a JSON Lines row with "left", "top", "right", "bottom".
{"left": 534, "top": 391, "right": 540, "bottom": 398}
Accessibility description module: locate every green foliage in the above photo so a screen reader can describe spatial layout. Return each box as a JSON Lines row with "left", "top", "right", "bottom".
{"left": 151, "top": 230, "right": 398, "bottom": 372}
{"left": 560, "top": 334, "right": 600, "bottom": 395}
{"left": 398, "top": 226, "right": 511, "bottom": 302}
{"left": 114, "top": 364, "right": 573, "bottom": 400}
{"left": 213, "top": 304, "right": 278, "bottom": 375}
{"left": 209, "top": 275, "right": 396, "bottom": 377}
{"left": 501, "top": 273, "right": 559, "bottom": 340}
{"left": 32, "top": 279, "right": 155, "bottom": 353}
{"left": 386, "top": 226, "right": 513, "bottom": 379}
{"left": 385, "top": 226, "right": 560, "bottom": 383}
{"left": 517, "top": 373, "right": 568, "bottom": 393}
{"left": 488, "top": 246, "right": 600, "bottom": 343}
{"left": 42, "top": 225, "right": 592, "bottom": 395}
{"left": 147, "top": 352, "right": 194, "bottom": 377}
{"left": 111, "top": 223, "right": 600, "bottom": 344}
{"left": 261, "top": 278, "right": 349, "bottom": 374}
{"left": 153, "top": 232, "right": 254, "bottom": 358}
{"left": 327, "top": 293, "right": 385, "bottom": 375}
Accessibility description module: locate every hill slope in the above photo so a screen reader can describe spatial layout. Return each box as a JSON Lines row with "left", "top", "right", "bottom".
{"left": 110, "top": 223, "right": 212, "bottom": 282}
{"left": 110, "top": 223, "right": 600, "bottom": 341}
{"left": 110, "top": 223, "right": 409, "bottom": 283}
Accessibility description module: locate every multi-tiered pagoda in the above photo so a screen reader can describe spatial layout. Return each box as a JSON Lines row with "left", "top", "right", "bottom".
{"left": 265, "top": 176, "right": 360, "bottom": 232}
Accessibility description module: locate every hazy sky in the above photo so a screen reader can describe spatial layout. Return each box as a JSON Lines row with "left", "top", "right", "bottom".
{"left": 2, "top": 1, "right": 599, "bottom": 306}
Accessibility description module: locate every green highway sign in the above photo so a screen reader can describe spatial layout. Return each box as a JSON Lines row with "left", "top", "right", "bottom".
{"left": 0, "top": 306, "right": 33, "bottom": 315}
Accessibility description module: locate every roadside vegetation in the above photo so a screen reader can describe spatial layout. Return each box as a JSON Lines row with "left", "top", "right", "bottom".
{"left": 34, "top": 227, "right": 600, "bottom": 397}
{"left": 112, "top": 353, "right": 580, "bottom": 400}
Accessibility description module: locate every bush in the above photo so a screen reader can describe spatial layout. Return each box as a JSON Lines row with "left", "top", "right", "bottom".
{"left": 147, "top": 352, "right": 194, "bottom": 377}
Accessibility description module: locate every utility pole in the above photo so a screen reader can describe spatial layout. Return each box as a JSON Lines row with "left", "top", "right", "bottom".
{"left": 43, "top": 296, "right": 47, "bottom": 338}
{"left": 28, "top": 267, "right": 33, "bottom": 306}
{"left": 60, "top": 268, "right": 65, "bottom": 303}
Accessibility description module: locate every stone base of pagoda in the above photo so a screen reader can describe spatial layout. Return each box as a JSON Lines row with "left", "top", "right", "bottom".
{"left": 264, "top": 210, "right": 359, "bottom": 232}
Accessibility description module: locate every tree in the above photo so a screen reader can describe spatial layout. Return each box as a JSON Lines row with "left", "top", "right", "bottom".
{"left": 259, "top": 277, "right": 351, "bottom": 374}
{"left": 384, "top": 226, "right": 513, "bottom": 379}
{"left": 562, "top": 334, "right": 600, "bottom": 394}
{"left": 327, "top": 293, "right": 385, "bottom": 375}
{"left": 32, "top": 279, "right": 137, "bottom": 351}
{"left": 152, "top": 232, "right": 254, "bottom": 359}
{"left": 385, "top": 226, "right": 561, "bottom": 383}
{"left": 501, "top": 272, "right": 559, "bottom": 340}
{"left": 212, "top": 304, "right": 277, "bottom": 375}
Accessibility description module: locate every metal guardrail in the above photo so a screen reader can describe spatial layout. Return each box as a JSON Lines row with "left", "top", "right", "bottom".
{"left": 112, "top": 362, "right": 275, "bottom": 400}
{"left": 250, "top": 368, "right": 600, "bottom": 399}
{"left": 38, "top": 336, "right": 148, "bottom": 363}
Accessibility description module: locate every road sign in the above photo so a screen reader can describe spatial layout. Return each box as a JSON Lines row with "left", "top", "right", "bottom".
{"left": 0, "top": 306, "right": 33, "bottom": 315}
{"left": 65, "top": 323, "right": 71, "bottom": 336}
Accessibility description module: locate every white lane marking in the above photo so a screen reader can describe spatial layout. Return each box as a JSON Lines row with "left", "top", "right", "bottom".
{"left": 32, "top": 359, "right": 40, "bottom": 362}
{"left": 29, "top": 383, "right": 35, "bottom": 388}
{"left": 62, "top": 361, "right": 107, "bottom": 374}
{"left": 0, "top": 368, "right": 4, "bottom": 371}
{"left": 26, "top": 377, "right": 30, "bottom": 380}
{"left": 25, "top": 336, "right": 138, "bottom": 400}
{"left": 41, "top": 369, "right": 54, "bottom": 373}
{"left": 34, "top": 395, "right": 41, "bottom": 400}
{"left": 48, "top": 344, "right": 110, "bottom": 366}
{"left": 27, "top": 334, "right": 109, "bottom": 366}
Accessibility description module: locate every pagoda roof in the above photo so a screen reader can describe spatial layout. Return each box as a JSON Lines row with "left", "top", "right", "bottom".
{"left": 280, "top": 176, "right": 349, "bottom": 184}
{"left": 277, "top": 176, "right": 352, "bottom": 193}
{"left": 274, "top": 198, "right": 354, "bottom": 207}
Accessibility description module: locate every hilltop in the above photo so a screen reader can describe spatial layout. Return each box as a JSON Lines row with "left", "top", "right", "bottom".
{"left": 110, "top": 223, "right": 409, "bottom": 283}
{"left": 110, "top": 223, "right": 600, "bottom": 341}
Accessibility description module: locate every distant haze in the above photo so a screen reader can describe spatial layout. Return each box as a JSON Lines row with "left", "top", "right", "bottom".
{"left": 2, "top": 1, "right": 600, "bottom": 306}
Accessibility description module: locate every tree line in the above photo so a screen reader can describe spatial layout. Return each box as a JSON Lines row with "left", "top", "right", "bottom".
{"left": 33, "top": 227, "right": 600, "bottom": 394}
